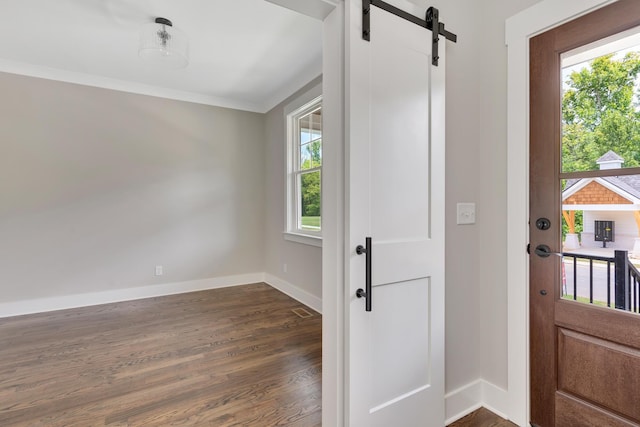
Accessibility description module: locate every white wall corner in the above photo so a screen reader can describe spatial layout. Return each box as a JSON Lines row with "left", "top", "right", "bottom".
{"left": 0, "top": 273, "right": 266, "bottom": 319}
{"left": 445, "top": 380, "right": 483, "bottom": 425}
{"left": 481, "top": 380, "right": 511, "bottom": 421}
{"left": 264, "top": 273, "right": 323, "bottom": 314}
{"left": 445, "top": 379, "right": 510, "bottom": 425}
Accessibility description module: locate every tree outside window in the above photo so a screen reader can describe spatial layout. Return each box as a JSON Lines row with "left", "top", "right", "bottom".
{"left": 561, "top": 50, "right": 640, "bottom": 238}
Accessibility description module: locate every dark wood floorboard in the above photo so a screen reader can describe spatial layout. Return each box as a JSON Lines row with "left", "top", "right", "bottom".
{"left": 448, "top": 408, "right": 517, "bottom": 427}
{"left": 0, "top": 282, "right": 321, "bottom": 426}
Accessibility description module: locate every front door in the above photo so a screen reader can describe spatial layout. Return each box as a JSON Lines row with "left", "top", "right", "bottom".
{"left": 530, "top": 1, "right": 640, "bottom": 425}
{"left": 346, "top": 0, "right": 446, "bottom": 425}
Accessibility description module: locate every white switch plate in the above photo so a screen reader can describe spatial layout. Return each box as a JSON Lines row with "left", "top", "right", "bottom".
{"left": 457, "top": 203, "right": 476, "bottom": 225}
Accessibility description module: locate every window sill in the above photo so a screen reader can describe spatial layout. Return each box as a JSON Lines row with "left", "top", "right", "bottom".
{"left": 283, "top": 232, "right": 322, "bottom": 248}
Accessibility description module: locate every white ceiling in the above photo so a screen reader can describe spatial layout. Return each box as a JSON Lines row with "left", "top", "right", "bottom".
{"left": 0, "top": 0, "right": 324, "bottom": 112}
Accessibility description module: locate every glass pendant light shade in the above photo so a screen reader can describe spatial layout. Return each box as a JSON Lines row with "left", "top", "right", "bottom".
{"left": 139, "top": 18, "right": 189, "bottom": 69}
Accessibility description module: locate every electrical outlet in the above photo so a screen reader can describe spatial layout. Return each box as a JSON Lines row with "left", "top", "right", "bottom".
{"left": 155, "top": 265, "right": 163, "bottom": 276}
{"left": 283, "top": 263, "right": 288, "bottom": 273}
{"left": 457, "top": 203, "right": 476, "bottom": 225}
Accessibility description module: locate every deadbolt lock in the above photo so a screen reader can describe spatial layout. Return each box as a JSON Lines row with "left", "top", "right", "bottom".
{"left": 535, "top": 217, "right": 551, "bottom": 231}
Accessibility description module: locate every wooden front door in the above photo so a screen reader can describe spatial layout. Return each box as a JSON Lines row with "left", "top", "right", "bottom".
{"left": 530, "top": 1, "right": 640, "bottom": 426}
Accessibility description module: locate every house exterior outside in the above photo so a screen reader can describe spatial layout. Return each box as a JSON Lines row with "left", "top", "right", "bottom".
{"left": 563, "top": 151, "right": 640, "bottom": 257}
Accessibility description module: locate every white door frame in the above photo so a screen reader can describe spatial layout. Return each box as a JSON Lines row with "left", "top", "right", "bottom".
{"left": 505, "top": 1, "right": 617, "bottom": 425}
{"left": 321, "top": 2, "right": 345, "bottom": 426}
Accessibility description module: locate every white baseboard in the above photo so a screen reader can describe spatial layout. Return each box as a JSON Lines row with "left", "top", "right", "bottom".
{"left": 481, "top": 380, "right": 511, "bottom": 421}
{"left": 264, "top": 273, "right": 322, "bottom": 314}
{"left": 0, "top": 273, "right": 264, "bottom": 318}
{"left": 445, "top": 380, "right": 483, "bottom": 424}
{"left": 0, "top": 273, "right": 323, "bottom": 319}
{"left": 445, "top": 379, "right": 511, "bottom": 425}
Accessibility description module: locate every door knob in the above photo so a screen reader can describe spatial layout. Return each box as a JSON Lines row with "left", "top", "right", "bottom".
{"left": 534, "top": 244, "right": 562, "bottom": 258}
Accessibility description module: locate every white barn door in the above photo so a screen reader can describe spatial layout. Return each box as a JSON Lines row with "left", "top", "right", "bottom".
{"left": 346, "top": 0, "right": 446, "bottom": 425}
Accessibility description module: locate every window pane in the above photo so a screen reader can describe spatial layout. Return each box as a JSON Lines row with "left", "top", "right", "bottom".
{"left": 299, "top": 170, "right": 321, "bottom": 231}
{"left": 560, "top": 174, "right": 640, "bottom": 314}
{"left": 300, "top": 142, "right": 312, "bottom": 169}
{"left": 298, "top": 107, "right": 322, "bottom": 170}
{"left": 299, "top": 114, "right": 311, "bottom": 146}
{"left": 561, "top": 30, "right": 640, "bottom": 173}
{"left": 300, "top": 140, "right": 322, "bottom": 170}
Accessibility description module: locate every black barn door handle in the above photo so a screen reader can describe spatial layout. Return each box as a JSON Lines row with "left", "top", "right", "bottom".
{"left": 356, "top": 237, "right": 372, "bottom": 312}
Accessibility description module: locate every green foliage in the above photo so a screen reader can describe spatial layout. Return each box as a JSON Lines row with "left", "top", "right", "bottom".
{"left": 561, "top": 53, "right": 640, "bottom": 239}
{"left": 301, "top": 171, "right": 321, "bottom": 217}
{"left": 562, "top": 52, "right": 640, "bottom": 172}
{"left": 562, "top": 210, "right": 583, "bottom": 240}
{"left": 300, "top": 139, "right": 322, "bottom": 219}
{"left": 306, "top": 139, "right": 322, "bottom": 166}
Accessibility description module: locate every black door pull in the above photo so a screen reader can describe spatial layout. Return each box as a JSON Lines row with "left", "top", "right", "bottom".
{"left": 356, "top": 237, "right": 372, "bottom": 312}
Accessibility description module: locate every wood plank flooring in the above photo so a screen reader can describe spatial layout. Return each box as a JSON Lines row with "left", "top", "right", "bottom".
{"left": 448, "top": 408, "right": 517, "bottom": 427}
{"left": 0, "top": 283, "right": 322, "bottom": 426}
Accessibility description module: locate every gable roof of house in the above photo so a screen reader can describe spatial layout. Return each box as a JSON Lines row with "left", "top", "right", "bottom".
{"left": 564, "top": 151, "right": 640, "bottom": 202}
{"left": 597, "top": 150, "right": 625, "bottom": 163}
{"left": 564, "top": 175, "right": 640, "bottom": 201}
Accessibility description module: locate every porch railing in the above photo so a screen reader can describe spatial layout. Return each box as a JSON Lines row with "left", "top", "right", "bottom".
{"left": 562, "top": 250, "right": 639, "bottom": 314}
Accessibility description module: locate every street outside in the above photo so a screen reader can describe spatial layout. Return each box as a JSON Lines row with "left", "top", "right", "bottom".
{"left": 562, "top": 258, "right": 615, "bottom": 305}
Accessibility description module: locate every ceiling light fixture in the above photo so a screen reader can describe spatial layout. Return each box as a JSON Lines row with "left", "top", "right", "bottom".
{"left": 139, "top": 17, "right": 189, "bottom": 69}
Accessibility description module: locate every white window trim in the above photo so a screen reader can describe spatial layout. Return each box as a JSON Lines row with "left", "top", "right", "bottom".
{"left": 284, "top": 83, "right": 323, "bottom": 247}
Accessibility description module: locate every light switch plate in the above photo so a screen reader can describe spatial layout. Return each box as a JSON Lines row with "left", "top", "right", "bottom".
{"left": 457, "top": 202, "right": 476, "bottom": 225}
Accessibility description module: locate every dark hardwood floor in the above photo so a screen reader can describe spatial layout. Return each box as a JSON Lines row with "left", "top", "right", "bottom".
{"left": 0, "top": 283, "right": 322, "bottom": 426}
{"left": 448, "top": 408, "right": 517, "bottom": 427}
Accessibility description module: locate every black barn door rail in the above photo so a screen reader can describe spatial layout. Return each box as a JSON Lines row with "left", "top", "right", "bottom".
{"left": 362, "top": 0, "right": 457, "bottom": 66}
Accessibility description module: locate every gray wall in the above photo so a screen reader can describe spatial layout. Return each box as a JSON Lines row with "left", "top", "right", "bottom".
{"left": 264, "top": 77, "right": 323, "bottom": 300}
{"left": 0, "top": 72, "right": 266, "bottom": 302}
{"left": 428, "top": 0, "right": 542, "bottom": 393}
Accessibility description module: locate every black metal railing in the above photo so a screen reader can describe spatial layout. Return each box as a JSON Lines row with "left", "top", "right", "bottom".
{"left": 629, "top": 262, "right": 640, "bottom": 313}
{"left": 562, "top": 250, "right": 639, "bottom": 314}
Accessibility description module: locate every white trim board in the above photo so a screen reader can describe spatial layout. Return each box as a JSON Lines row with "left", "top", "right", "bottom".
{"left": 0, "top": 60, "right": 265, "bottom": 113}
{"left": 0, "top": 59, "right": 322, "bottom": 114}
{"left": 264, "top": 274, "right": 323, "bottom": 314}
{"left": 504, "top": 0, "right": 616, "bottom": 425}
{"left": 0, "top": 272, "right": 322, "bottom": 318}
{"left": 445, "top": 379, "right": 510, "bottom": 425}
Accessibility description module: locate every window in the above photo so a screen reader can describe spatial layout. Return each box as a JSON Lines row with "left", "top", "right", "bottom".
{"left": 286, "top": 93, "right": 322, "bottom": 246}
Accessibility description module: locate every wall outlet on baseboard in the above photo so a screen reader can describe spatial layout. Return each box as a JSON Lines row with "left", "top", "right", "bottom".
{"left": 155, "top": 265, "right": 163, "bottom": 276}
{"left": 283, "top": 263, "right": 288, "bottom": 273}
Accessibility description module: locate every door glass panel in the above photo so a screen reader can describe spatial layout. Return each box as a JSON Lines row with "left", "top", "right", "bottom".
{"left": 561, "top": 27, "right": 640, "bottom": 173}
{"left": 560, "top": 27, "right": 640, "bottom": 314}
{"left": 561, "top": 174, "right": 640, "bottom": 313}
